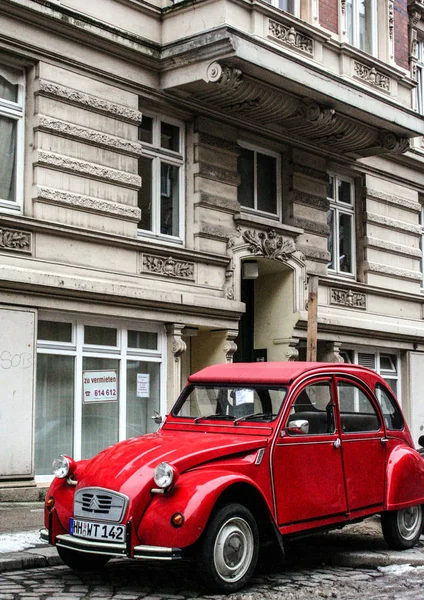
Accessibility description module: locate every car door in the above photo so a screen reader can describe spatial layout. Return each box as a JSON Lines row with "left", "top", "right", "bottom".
{"left": 272, "top": 377, "right": 348, "bottom": 532}
{"left": 336, "top": 377, "right": 386, "bottom": 514}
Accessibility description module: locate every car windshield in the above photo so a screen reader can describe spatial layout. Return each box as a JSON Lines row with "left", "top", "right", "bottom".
{"left": 172, "top": 385, "right": 288, "bottom": 423}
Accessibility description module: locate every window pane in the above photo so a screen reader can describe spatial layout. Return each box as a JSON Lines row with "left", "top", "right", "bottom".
{"left": 238, "top": 147, "right": 254, "bottom": 209}
{"left": 346, "top": 0, "right": 353, "bottom": 45}
{"left": 327, "top": 175, "right": 334, "bottom": 199}
{"left": 161, "top": 122, "right": 180, "bottom": 152}
{"left": 278, "top": 0, "right": 295, "bottom": 12}
{"left": 257, "top": 152, "right": 277, "bottom": 214}
{"left": 419, "top": 66, "right": 424, "bottom": 117}
{"left": 375, "top": 384, "right": 403, "bottom": 430}
{"left": 128, "top": 330, "right": 158, "bottom": 350}
{"left": 327, "top": 209, "right": 335, "bottom": 269}
{"left": 139, "top": 116, "right": 153, "bottom": 144}
{"left": 38, "top": 320, "right": 72, "bottom": 342}
{"left": 82, "top": 358, "right": 119, "bottom": 459}
{"left": 35, "top": 354, "right": 74, "bottom": 475}
{"left": 0, "top": 115, "right": 16, "bottom": 202}
{"left": 338, "top": 212, "right": 353, "bottom": 273}
{"left": 338, "top": 382, "right": 380, "bottom": 432}
{"left": 338, "top": 179, "right": 352, "bottom": 204}
{"left": 138, "top": 156, "right": 153, "bottom": 231}
{"left": 289, "top": 383, "right": 335, "bottom": 435}
{"left": 160, "top": 163, "right": 179, "bottom": 236}
{"left": 84, "top": 326, "right": 117, "bottom": 346}
{"left": 359, "top": 0, "right": 373, "bottom": 54}
{"left": 126, "top": 361, "right": 160, "bottom": 437}
{"left": 0, "top": 73, "right": 18, "bottom": 102}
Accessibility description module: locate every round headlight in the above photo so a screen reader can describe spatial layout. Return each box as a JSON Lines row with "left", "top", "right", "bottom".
{"left": 154, "top": 462, "right": 176, "bottom": 489}
{"left": 52, "top": 455, "right": 73, "bottom": 479}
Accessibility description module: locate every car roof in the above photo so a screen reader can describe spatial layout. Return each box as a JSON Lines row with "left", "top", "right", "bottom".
{"left": 188, "top": 361, "right": 378, "bottom": 386}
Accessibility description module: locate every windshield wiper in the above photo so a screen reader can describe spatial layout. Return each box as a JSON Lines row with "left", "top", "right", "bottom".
{"left": 194, "top": 414, "right": 232, "bottom": 423}
{"left": 233, "top": 412, "right": 276, "bottom": 425}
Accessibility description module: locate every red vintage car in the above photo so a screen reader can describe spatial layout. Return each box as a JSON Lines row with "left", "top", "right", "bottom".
{"left": 41, "top": 362, "right": 424, "bottom": 592}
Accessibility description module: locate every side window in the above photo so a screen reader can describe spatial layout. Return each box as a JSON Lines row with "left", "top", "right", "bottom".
{"left": 375, "top": 384, "right": 404, "bottom": 431}
{"left": 337, "top": 381, "right": 380, "bottom": 432}
{"left": 287, "top": 382, "right": 335, "bottom": 435}
{"left": 327, "top": 174, "right": 355, "bottom": 277}
{"left": 237, "top": 144, "right": 280, "bottom": 218}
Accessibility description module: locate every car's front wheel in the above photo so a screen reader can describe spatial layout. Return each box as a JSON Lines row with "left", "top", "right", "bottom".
{"left": 197, "top": 503, "right": 259, "bottom": 593}
{"left": 57, "top": 546, "right": 110, "bottom": 571}
{"left": 381, "top": 505, "right": 423, "bottom": 550}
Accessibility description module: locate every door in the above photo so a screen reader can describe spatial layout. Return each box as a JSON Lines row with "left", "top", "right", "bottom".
{"left": 272, "top": 378, "right": 348, "bottom": 529}
{"left": 336, "top": 379, "right": 386, "bottom": 513}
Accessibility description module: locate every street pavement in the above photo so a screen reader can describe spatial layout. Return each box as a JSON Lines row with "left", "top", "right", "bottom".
{"left": 1, "top": 502, "right": 424, "bottom": 598}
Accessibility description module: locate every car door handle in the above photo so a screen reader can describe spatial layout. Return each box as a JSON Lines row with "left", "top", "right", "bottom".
{"left": 334, "top": 438, "right": 341, "bottom": 449}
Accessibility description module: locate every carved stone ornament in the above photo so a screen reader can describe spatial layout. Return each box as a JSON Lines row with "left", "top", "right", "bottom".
{"left": 142, "top": 254, "right": 195, "bottom": 280}
{"left": 243, "top": 229, "right": 296, "bottom": 262}
{"left": 297, "top": 99, "right": 335, "bottom": 125}
{"left": 0, "top": 228, "right": 32, "bottom": 253}
{"left": 379, "top": 131, "right": 410, "bottom": 154}
{"left": 331, "top": 288, "right": 366, "bottom": 310}
{"left": 268, "top": 20, "right": 314, "bottom": 55}
{"left": 206, "top": 63, "right": 243, "bottom": 90}
{"left": 340, "top": 0, "right": 346, "bottom": 14}
{"left": 354, "top": 62, "right": 390, "bottom": 92}
{"left": 388, "top": 1, "right": 394, "bottom": 40}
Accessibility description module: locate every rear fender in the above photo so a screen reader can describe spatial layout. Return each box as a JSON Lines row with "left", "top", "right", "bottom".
{"left": 137, "top": 469, "right": 266, "bottom": 548}
{"left": 386, "top": 445, "right": 424, "bottom": 510}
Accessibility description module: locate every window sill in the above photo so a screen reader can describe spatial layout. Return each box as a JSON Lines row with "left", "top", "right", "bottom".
{"left": 234, "top": 211, "right": 303, "bottom": 236}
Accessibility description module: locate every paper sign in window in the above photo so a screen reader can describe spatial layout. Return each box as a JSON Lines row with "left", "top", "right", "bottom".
{"left": 137, "top": 373, "right": 150, "bottom": 398}
{"left": 235, "top": 389, "right": 254, "bottom": 406}
{"left": 83, "top": 370, "right": 118, "bottom": 402}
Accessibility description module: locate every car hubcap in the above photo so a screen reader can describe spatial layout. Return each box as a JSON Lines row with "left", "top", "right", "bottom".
{"left": 213, "top": 517, "right": 254, "bottom": 582}
{"left": 397, "top": 506, "right": 422, "bottom": 541}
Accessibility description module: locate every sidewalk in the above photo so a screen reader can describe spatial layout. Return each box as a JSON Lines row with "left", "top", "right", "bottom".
{"left": 1, "top": 502, "right": 424, "bottom": 574}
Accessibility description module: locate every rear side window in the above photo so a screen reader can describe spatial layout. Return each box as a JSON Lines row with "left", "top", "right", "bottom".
{"left": 337, "top": 381, "right": 380, "bottom": 433}
{"left": 375, "top": 384, "right": 404, "bottom": 431}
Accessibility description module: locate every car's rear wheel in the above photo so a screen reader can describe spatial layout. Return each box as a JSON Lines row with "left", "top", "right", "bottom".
{"left": 57, "top": 546, "right": 110, "bottom": 571}
{"left": 381, "top": 505, "right": 423, "bottom": 550}
{"left": 197, "top": 503, "right": 259, "bottom": 593}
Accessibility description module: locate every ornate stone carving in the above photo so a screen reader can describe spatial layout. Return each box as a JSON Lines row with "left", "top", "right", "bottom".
{"left": 379, "top": 131, "right": 410, "bottom": 154}
{"left": 142, "top": 255, "right": 195, "bottom": 280}
{"left": 0, "top": 228, "right": 32, "bottom": 253}
{"left": 331, "top": 288, "right": 366, "bottom": 309}
{"left": 354, "top": 62, "right": 390, "bottom": 91}
{"left": 269, "top": 20, "right": 314, "bottom": 55}
{"left": 242, "top": 229, "right": 296, "bottom": 262}
{"left": 206, "top": 63, "right": 243, "bottom": 90}
{"left": 37, "top": 80, "right": 142, "bottom": 125}
{"left": 297, "top": 99, "right": 335, "bottom": 125}
{"left": 324, "top": 341, "right": 345, "bottom": 363}
{"left": 388, "top": 1, "right": 394, "bottom": 39}
{"left": 340, "top": 0, "right": 347, "bottom": 14}
{"left": 165, "top": 323, "right": 187, "bottom": 359}
{"left": 37, "top": 150, "right": 141, "bottom": 188}
{"left": 223, "top": 330, "right": 239, "bottom": 363}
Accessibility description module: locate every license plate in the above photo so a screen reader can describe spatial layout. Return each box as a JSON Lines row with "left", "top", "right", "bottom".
{"left": 70, "top": 518, "right": 125, "bottom": 542}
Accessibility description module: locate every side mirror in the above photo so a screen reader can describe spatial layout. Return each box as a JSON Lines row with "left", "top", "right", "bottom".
{"left": 418, "top": 435, "right": 424, "bottom": 448}
{"left": 286, "top": 419, "right": 309, "bottom": 436}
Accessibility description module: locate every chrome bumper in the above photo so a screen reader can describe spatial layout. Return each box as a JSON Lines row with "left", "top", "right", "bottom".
{"left": 54, "top": 533, "right": 182, "bottom": 560}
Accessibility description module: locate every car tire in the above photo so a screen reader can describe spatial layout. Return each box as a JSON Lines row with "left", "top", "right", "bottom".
{"left": 57, "top": 546, "right": 110, "bottom": 571}
{"left": 381, "top": 505, "right": 423, "bottom": 550}
{"left": 197, "top": 503, "right": 259, "bottom": 593}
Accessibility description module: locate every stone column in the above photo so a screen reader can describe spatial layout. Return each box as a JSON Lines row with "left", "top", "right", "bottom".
{"left": 322, "top": 341, "right": 344, "bottom": 363}
{"left": 165, "top": 323, "right": 187, "bottom": 411}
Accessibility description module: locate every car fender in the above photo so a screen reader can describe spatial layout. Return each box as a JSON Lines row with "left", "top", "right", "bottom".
{"left": 385, "top": 444, "right": 424, "bottom": 510}
{"left": 137, "top": 469, "right": 268, "bottom": 549}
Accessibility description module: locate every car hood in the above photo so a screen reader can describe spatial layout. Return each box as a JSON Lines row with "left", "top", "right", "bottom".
{"left": 76, "top": 430, "right": 267, "bottom": 496}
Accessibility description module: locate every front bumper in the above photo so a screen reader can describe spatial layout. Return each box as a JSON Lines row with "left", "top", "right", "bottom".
{"left": 41, "top": 528, "right": 182, "bottom": 561}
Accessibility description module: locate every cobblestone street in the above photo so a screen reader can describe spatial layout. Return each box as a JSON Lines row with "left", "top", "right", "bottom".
{"left": 1, "top": 555, "right": 424, "bottom": 600}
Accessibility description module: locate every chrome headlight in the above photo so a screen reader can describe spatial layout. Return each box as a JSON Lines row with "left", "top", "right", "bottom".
{"left": 154, "top": 462, "right": 177, "bottom": 489}
{"left": 52, "top": 455, "right": 75, "bottom": 479}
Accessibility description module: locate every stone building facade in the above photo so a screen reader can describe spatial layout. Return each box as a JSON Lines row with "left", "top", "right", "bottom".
{"left": 2, "top": 0, "right": 424, "bottom": 497}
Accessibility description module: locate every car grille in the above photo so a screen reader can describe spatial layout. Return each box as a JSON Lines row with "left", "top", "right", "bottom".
{"left": 74, "top": 487, "right": 128, "bottom": 523}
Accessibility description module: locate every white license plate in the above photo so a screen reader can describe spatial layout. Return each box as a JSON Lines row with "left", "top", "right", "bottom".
{"left": 70, "top": 518, "right": 125, "bottom": 542}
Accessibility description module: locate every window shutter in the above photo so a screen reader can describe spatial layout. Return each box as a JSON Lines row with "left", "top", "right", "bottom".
{"left": 358, "top": 353, "right": 376, "bottom": 370}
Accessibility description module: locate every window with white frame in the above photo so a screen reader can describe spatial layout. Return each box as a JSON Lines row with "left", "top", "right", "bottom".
{"left": 262, "top": 0, "right": 298, "bottom": 15}
{"left": 237, "top": 144, "right": 281, "bottom": 217}
{"left": 346, "top": 0, "right": 377, "bottom": 56}
{"left": 340, "top": 349, "right": 400, "bottom": 397}
{"left": 0, "top": 64, "right": 24, "bottom": 211}
{"left": 138, "top": 113, "right": 184, "bottom": 240}
{"left": 35, "top": 316, "right": 164, "bottom": 477}
{"left": 417, "top": 42, "right": 424, "bottom": 115}
{"left": 327, "top": 174, "right": 355, "bottom": 277}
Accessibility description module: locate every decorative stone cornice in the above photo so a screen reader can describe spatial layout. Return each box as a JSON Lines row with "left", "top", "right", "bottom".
{"left": 0, "top": 228, "right": 32, "bottom": 254}
{"left": 353, "top": 62, "right": 390, "bottom": 92}
{"left": 293, "top": 192, "right": 330, "bottom": 211}
{"left": 35, "top": 186, "right": 141, "bottom": 221}
{"left": 197, "top": 163, "right": 240, "bottom": 186}
{"left": 365, "top": 262, "right": 423, "bottom": 282}
{"left": 268, "top": 20, "right": 314, "bottom": 55}
{"left": 330, "top": 288, "right": 366, "bottom": 309}
{"left": 364, "top": 236, "right": 422, "bottom": 258}
{"left": 142, "top": 254, "right": 195, "bottom": 280}
{"left": 366, "top": 212, "right": 421, "bottom": 236}
{"left": 36, "top": 80, "right": 142, "bottom": 125}
{"left": 36, "top": 115, "right": 143, "bottom": 157}
{"left": 364, "top": 187, "right": 421, "bottom": 213}
{"left": 36, "top": 150, "right": 141, "bottom": 188}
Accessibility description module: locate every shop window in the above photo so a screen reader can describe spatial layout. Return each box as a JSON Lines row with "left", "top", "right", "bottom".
{"left": 0, "top": 64, "right": 24, "bottom": 212}
{"left": 237, "top": 144, "right": 280, "bottom": 217}
{"left": 262, "top": 0, "right": 298, "bottom": 15}
{"left": 138, "top": 113, "right": 184, "bottom": 241}
{"left": 327, "top": 174, "right": 355, "bottom": 277}
{"left": 35, "top": 318, "right": 164, "bottom": 478}
{"left": 346, "top": 0, "right": 377, "bottom": 56}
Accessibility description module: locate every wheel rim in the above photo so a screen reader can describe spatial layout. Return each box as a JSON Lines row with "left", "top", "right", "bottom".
{"left": 213, "top": 516, "right": 254, "bottom": 583}
{"left": 397, "top": 506, "right": 422, "bottom": 541}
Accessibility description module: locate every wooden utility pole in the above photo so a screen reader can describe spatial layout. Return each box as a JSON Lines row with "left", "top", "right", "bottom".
{"left": 306, "top": 275, "right": 318, "bottom": 362}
